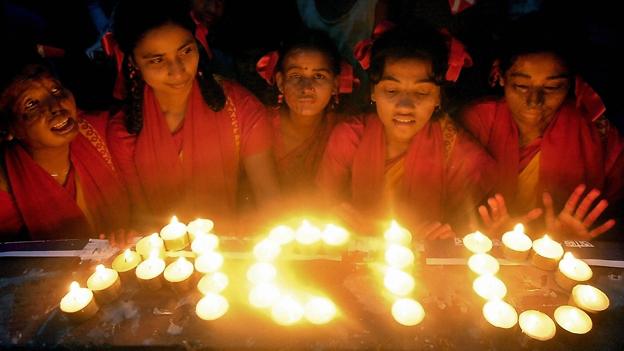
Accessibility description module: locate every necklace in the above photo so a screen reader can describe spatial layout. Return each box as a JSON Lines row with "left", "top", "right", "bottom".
{"left": 50, "top": 165, "right": 71, "bottom": 178}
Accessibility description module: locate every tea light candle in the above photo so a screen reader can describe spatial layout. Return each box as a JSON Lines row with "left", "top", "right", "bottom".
{"left": 531, "top": 235, "right": 564, "bottom": 270}
{"left": 384, "top": 220, "right": 412, "bottom": 246}
{"left": 164, "top": 257, "right": 194, "bottom": 292}
{"left": 482, "top": 300, "right": 517, "bottom": 329}
{"left": 187, "top": 218, "right": 214, "bottom": 241}
{"left": 463, "top": 231, "right": 492, "bottom": 254}
{"left": 384, "top": 268, "right": 415, "bottom": 296}
{"left": 196, "top": 292, "right": 229, "bottom": 320}
{"left": 111, "top": 249, "right": 142, "bottom": 279}
{"left": 194, "top": 251, "right": 224, "bottom": 274}
{"left": 570, "top": 285, "right": 609, "bottom": 313}
{"left": 391, "top": 298, "right": 425, "bottom": 326}
{"left": 468, "top": 253, "right": 500, "bottom": 276}
{"left": 253, "top": 240, "right": 281, "bottom": 262}
{"left": 518, "top": 310, "right": 556, "bottom": 341}
{"left": 160, "top": 216, "right": 189, "bottom": 251}
{"left": 473, "top": 275, "right": 507, "bottom": 300}
{"left": 249, "top": 283, "right": 281, "bottom": 308}
{"left": 555, "top": 253, "right": 593, "bottom": 290}
{"left": 501, "top": 224, "right": 532, "bottom": 261}
{"left": 247, "top": 262, "right": 277, "bottom": 285}
{"left": 135, "top": 233, "right": 165, "bottom": 259}
{"left": 268, "top": 225, "right": 295, "bottom": 246}
{"left": 271, "top": 296, "right": 304, "bottom": 325}
{"left": 135, "top": 253, "right": 166, "bottom": 290}
{"left": 59, "top": 282, "right": 99, "bottom": 321}
{"left": 321, "top": 224, "right": 350, "bottom": 246}
{"left": 86, "top": 264, "right": 121, "bottom": 303}
{"left": 554, "top": 305, "right": 592, "bottom": 334}
{"left": 385, "top": 244, "right": 415, "bottom": 269}
{"left": 197, "top": 272, "right": 229, "bottom": 294}
{"left": 295, "top": 220, "right": 321, "bottom": 245}
{"left": 304, "top": 297, "right": 336, "bottom": 324}
{"left": 191, "top": 233, "right": 219, "bottom": 255}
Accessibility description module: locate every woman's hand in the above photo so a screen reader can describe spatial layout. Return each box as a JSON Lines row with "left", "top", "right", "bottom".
{"left": 420, "top": 221, "right": 455, "bottom": 240}
{"left": 478, "top": 193, "right": 543, "bottom": 237}
{"left": 100, "top": 229, "right": 139, "bottom": 248}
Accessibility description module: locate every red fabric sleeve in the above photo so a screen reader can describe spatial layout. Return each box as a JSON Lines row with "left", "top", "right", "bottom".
{"left": 460, "top": 99, "right": 498, "bottom": 147}
{"left": 0, "top": 191, "right": 23, "bottom": 239}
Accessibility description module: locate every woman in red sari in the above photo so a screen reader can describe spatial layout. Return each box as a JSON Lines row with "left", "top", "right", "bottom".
{"left": 0, "top": 62, "right": 129, "bottom": 241}
{"left": 461, "top": 15, "right": 622, "bottom": 239}
{"left": 107, "top": 0, "right": 279, "bottom": 232}
{"left": 317, "top": 23, "right": 495, "bottom": 238}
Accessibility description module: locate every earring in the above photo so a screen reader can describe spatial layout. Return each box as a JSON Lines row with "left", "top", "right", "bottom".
{"left": 277, "top": 93, "right": 284, "bottom": 104}
{"left": 333, "top": 94, "right": 340, "bottom": 106}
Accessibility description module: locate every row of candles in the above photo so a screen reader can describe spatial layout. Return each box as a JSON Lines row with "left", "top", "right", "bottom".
{"left": 462, "top": 224, "right": 610, "bottom": 341}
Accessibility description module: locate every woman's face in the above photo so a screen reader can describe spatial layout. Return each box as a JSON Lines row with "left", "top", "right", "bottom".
{"left": 371, "top": 58, "right": 440, "bottom": 145}
{"left": 132, "top": 23, "right": 199, "bottom": 96}
{"left": 276, "top": 49, "right": 338, "bottom": 120}
{"left": 502, "top": 52, "right": 570, "bottom": 127}
{"left": 7, "top": 73, "right": 79, "bottom": 150}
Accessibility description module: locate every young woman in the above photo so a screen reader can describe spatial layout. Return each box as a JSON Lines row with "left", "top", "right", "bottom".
{"left": 107, "top": 0, "right": 279, "bottom": 232}
{"left": 317, "top": 23, "right": 494, "bottom": 238}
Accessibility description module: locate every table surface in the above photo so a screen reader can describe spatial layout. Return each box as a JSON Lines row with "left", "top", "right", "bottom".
{"left": 0, "top": 240, "right": 623, "bottom": 351}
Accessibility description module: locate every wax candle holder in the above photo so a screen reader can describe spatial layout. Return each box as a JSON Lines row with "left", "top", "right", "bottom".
{"left": 60, "top": 283, "right": 99, "bottom": 322}
{"left": 112, "top": 249, "right": 142, "bottom": 282}
{"left": 161, "top": 216, "right": 189, "bottom": 251}
{"left": 555, "top": 253, "right": 593, "bottom": 291}
{"left": 135, "top": 257, "right": 166, "bottom": 291}
{"left": 164, "top": 257, "right": 195, "bottom": 293}
{"left": 569, "top": 285, "right": 609, "bottom": 314}
{"left": 530, "top": 236, "right": 563, "bottom": 271}
{"left": 87, "top": 266, "right": 122, "bottom": 304}
{"left": 501, "top": 224, "right": 532, "bottom": 262}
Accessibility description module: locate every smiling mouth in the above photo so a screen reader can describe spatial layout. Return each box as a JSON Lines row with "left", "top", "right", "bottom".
{"left": 392, "top": 117, "right": 416, "bottom": 125}
{"left": 50, "top": 117, "right": 76, "bottom": 134}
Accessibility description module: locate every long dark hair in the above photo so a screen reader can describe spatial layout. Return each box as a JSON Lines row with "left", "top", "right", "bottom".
{"left": 276, "top": 28, "right": 341, "bottom": 76}
{"left": 112, "top": 0, "right": 225, "bottom": 134}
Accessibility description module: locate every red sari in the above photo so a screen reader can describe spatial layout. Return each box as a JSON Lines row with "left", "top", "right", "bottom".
{"left": 317, "top": 114, "right": 495, "bottom": 232}
{"left": 107, "top": 79, "right": 271, "bottom": 230}
{"left": 461, "top": 99, "right": 624, "bottom": 214}
{"left": 0, "top": 113, "right": 129, "bottom": 240}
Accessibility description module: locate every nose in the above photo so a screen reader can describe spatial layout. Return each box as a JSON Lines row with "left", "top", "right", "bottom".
{"left": 167, "top": 57, "right": 186, "bottom": 78}
{"left": 47, "top": 93, "right": 67, "bottom": 116}
{"left": 395, "top": 92, "right": 416, "bottom": 110}
{"left": 297, "top": 77, "right": 315, "bottom": 94}
{"left": 526, "top": 88, "right": 545, "bottom": 107}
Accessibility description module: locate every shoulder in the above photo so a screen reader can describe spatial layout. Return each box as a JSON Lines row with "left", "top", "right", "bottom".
{"left": 330, "top": 114, "right": 367, "bottom": 143}
{"left": 460, "top": 97, "right": 500, "bottom": 122}
{"left": 79, "top": 110, "right": 110, "bottom": 137}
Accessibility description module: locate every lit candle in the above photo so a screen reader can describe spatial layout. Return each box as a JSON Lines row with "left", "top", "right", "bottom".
{"left": 518, "top": 310, "right": 556, "bottom": 341}
{"left": 295, "top": 220, "right": 321, "bottom": 245}
{"left": 249, "top": 283, "right": 281, "bottom": 308}
{"left": 321, "top": 224, "right": 350, "bottom": 246}
{"left": 197, "top": 272, "right": 229, "bottom": 294}
{"left": 463, "top": 231, "right": 492, "bottom": 254}
{"left": 271, "top": 296, "right": 304, "bottom": 325}
{"left": 482, "top": 300, "right": 517, "bottom": 329}
{"left": 554, "top": 305, "right": 592, "bottom": 334}
{"left": 383, "top": 268, "right": 415, "bottom": 296}
{"left": 304, "top": 297, "right": 336, "bottom": 324}
{"left": 190, "top": 232, "right": 219, "bottom": 255}
{"left": 135, "top": 252, "right": 166, "bottom": 290}
{"left": 160, "top": 216, "right": 189, "bottom": 251}
{"left": 59, "top": 282, "right": 99, "bottom": 321}
{"left": 555, "top": 252, "right": 593, "bottom": 290}
{"left": 570, "top": 285, "right": 609, "bottom": 313}
{"left": 385, "top": 244, "right": 415, "bottom": 269}
{"left": 268, "top": 225, "right": 295, "bottom": 246}
{"left": 531, "top": 235, "right": 564, "bottom": 270}
{"left": 135, "top": 233, "right": 165, "bottom": 259}
{"left": 468, "top": 253, "right": 500, "bottom": 276}
{"left": 194, "top": 251, "right": 224, "bottom": 274}
{"left": 164, "top": 257, "right": 195, "bottom": 292}
{"left": 86, "top": 264, "right": 121, "bottom": 303}
{"left": 253, "top": 240, "right": 281, "bottom": 262}
{"left": 391, "top": 298, "right": 425, "bottom": 326}
{"left": 111, "top": 249, "right": 142, "bottom": 280}
{"left": 186, "top": 218, "right": 214, "bottom": 241}
{"left": 501, "top": 224, "right": 532, "bottom": 261}
{"left": 384, "top": 220, "right": 412, "bottom": 246}
{"left": 246, "top": 262, "right": 277, "bottom": 285}
{"left": 473, "top": 275, "right": 507, "bottom": 300}
{"left": 195, "top": 292, "right": 229, "bottom": 320}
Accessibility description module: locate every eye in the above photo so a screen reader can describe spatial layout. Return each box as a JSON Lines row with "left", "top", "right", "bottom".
{"left": 181, "top": 46, "right": 194, "bottom": 55}
{"left": 513, "top": 84, "right": 529, "bottom": 93}
{"left": 544, "top": 85, "right": 565, "bottom": 92}
{"left": 313, "top": 73, "right": 327, "bottom": 80}
{"left": 50, "top": 87, "right": 62, "bottom": 95}
{"left": 414, "top": 90, "right": 430, "bottom": 96}
{"left": 24, "top": 99, "right": 39, "bottom": 110}
{"left": 149, "top": 57, "right": 163, "bottom": 64}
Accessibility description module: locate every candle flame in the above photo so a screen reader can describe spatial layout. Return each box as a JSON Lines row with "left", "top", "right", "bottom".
{"left": 390, "top": 219, "right": 399, "bottom": 229}
{"left": 148, "top": 250, "right": 160, "bottom": 260}
{"left": 543, "top": 234, "right": 551, "bottom": 241}
{"left": 149, "top": 233, "right": 160, "bottom": 245}
{"left": 69, "top": 281, "right": 80, "bottom": 291}
{"left": 95, "top": 264, "right": 105, "bottom": 273}
{"left": 513, "top": 223, "right": 524, "bottom": 233}
{"left": 171, "top": 215, "right": 179, "bottom": 224}
{"left": 563, "top": 252, "right": 575, "bottom": 260}
{"left": 124, "top": 249, "right": 132, "bottom": 261}
{"left": 176, "top": 256, "right": 187, "bottom": 264}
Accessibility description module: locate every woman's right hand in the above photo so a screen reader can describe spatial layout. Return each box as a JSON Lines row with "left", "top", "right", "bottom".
{"left": 478, "top": 193, "right": 543, "bottom": 237}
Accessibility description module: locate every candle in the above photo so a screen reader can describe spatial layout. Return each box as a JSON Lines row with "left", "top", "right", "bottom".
{"left": 518, "top": 310, "right": 556, "bottom": 341}
{"left": 462, "top": 231, "right": 492, "bottom": 254}
{"left": 249, "top": 283, "right": 281, "bottom": 308}
{"left": 555, "top": 252, "right": 593, "bottom": 290}
{"left": 468, "top": 253, "right": 500, "bottom": 276}
{"left": 59, "top": 282, "right": 99, "bottom": 321}
{"left": 473, "top": 275, "right": 507, "bottom": 300}
{"left": 321, "top": 224, "right": 350, "bottom": 246}
{"left": 196, "top": 292, "right": 229, "bottom": 320}
{"left": 385, "top": 244, "right": 415, "bottom": 269}
{"left": 187, "top": 218, "right": 214, "bottom": 241}
{"left": 501, "top": 224, "right": 532, "bottom": 261}
{"left": 190, "top": 233, "right": 219, "bottom": 255}
{"left": 271, "top": 296, "right": 304, "bottom": 325}
{"left": 268, "top": 225, "right": 295, "bottom": 246}
{"left": 295, "top": 220, "right": 321, "bottom": 245}
{"left": 391, "top": 298, "right": 425, "bottom": 326}
{"left": 247, "top": 262, "right": 277, "bottom": 285}
{"left": 304, "top": 297, "right": 336, "bottom": 324}
{"left": 164, "top": 257, "right": 195, "bottom": 292}
{"left": 531, "top": 235, "right": 564, "bottom": 270}
{"left": 197, "top": 272, "right": 229, "bottom": 294}
{"left": 135, "top": 233, "right": 165, "bottom": 259}
{"left": 570, "top": 285, "right": 609, "bottom": 313}
{"left": 384, "top": 220, "right": 412, "bottom": 246}
{"left": 253, "top": 240, "right": 281, "bottom": 262}
{"left": 135, "top": 253, "right": 166, "bottom": 290}
{"left": 111, "top": 249, "right": 142, "bottom": 280}
{"left": 194, "top": 251, "right": 224, "bottom": 274}
{"left": 160, "top": 216, "right": 189, "bottom": 251}
{"left": 86, "top": 264, "right": 121, "bottom": 303}
{"left": 482, "top": 300, "right": 517, "bottom": 329}
{"left": 384, "top": 268, "right": 415, "bottom": 296}
{"left": 554, "top": 305, "right": 592, "bottom": 334}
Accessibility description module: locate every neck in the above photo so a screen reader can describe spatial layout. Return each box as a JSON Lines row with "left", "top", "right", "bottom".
{"left": 513, "top": 117, "right": 550, "bottom": 147}
{"left": 29, "top": 144, "right": 72, "bottom": 184}
{"left": 385, "top": 138, "right": 409, "bottom": 160}
{"left": 154, "top": 85, "right": 193, "bottom": 132}
{"left": 282, "top": 108, "right": 325, "bottom": 139}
